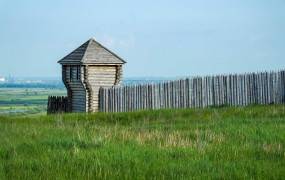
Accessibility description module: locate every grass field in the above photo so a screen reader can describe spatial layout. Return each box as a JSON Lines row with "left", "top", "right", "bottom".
{"left": 0, "top": 105, "right": 284, "bottom": 179}
{"left": 0, "top": 88, "right": 66, "bottom": 115}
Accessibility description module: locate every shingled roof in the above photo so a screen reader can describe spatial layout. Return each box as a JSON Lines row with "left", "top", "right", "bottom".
{"left": 58, "top": 38, "right": 126, "bottom": 65}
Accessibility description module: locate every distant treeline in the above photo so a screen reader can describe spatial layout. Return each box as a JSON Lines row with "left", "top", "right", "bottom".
{"left": 0, "top": 79, "right": 166, "bottom": 89}
{"left": 0, "top": 83, "right": 65, "bottom": 89}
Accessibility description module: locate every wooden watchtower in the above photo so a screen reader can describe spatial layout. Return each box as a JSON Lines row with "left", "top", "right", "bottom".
{"left": 58, "top": 38, "right": 126, "bottom": 112}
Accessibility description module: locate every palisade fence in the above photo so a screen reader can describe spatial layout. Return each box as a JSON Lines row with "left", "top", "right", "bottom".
{"left": 99, "top": 70, "right": 285, "bottom": 113}
{"left": 47, "top": 96, "right": 69, "bottom": 114}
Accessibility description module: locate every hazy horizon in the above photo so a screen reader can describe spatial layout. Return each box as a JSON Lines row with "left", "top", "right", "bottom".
{"left": 1, "top": 0, "right": 285, "bottom": 78}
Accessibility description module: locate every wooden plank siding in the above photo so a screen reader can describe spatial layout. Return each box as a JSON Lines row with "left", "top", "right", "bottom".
{"left": 62, "top": 65, "right": 122, "bottom": 112}
{"left": 99, "top": 70, "right": 285, "bottom": 113}
{"left": 84, "top": 65, "right": 122, "bottom": 112}
{"left": 63, "top": 66, "right": 87, "bottom": 112}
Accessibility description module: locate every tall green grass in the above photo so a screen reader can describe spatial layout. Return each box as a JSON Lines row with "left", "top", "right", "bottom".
{"left": 0, "top": 105, "right": 284, "bottom": 179}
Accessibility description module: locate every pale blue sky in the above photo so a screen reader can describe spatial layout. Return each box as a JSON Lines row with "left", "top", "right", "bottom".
{"left": 0, "top": 0, "right": 284, "bottom": 78}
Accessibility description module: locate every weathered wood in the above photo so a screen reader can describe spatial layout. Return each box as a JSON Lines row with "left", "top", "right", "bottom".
{"left": 47, "top": 96, "right": 69, "bottom": 114}
{"left": 57, "top": 39, "right": 126, "bottom": 113}
{"left": 98, "top": 70, "right": 285, "bottom": 113}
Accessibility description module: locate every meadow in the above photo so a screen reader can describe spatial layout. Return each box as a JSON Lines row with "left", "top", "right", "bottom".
{"left": 0, "top": 88, "right": 66, "bottom": 115}
{"left": 0, "top": 105, "right": 284, "bottom": 179}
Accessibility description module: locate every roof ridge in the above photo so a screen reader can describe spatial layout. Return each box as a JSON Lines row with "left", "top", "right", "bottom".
{"left": 90, "top": 39, "right": 126, "bottom": 64}
{"left": 58, "top": 38, "right": 126, "bottom": 65}
{"left": 81, "top": 39, "right": 93, "bottom": 64}
{"left": 57, "top": 40, "right": 89, "bottom": 64}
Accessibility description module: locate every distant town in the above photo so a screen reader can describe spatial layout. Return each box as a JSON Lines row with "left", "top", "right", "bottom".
{"left": 0, "top": 76, "right": 64, "bottom": 88}
{"left": 0, "top": 76, "right": 5, "bottom": 82}
{"left": 0, "top": 75, "right": 172, "bottom": 88}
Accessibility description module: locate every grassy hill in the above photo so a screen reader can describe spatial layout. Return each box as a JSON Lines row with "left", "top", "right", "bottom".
{"left": 0, "top": 105, "right": 284, "bottom": 179}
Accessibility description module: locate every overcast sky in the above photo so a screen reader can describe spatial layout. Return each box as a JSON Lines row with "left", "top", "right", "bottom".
{"left": 0, "top": 0, "right": 284, "bottom": 78}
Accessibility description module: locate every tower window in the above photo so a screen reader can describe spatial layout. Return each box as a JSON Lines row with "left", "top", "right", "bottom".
{"left": 68, "top": 66, "right": 80, "bottom": 81}
{"left": 76, "top": 66, "right": 80, "bottom": 80}
{"left": 69, "top": 66, "right": 73, "bottom": 81}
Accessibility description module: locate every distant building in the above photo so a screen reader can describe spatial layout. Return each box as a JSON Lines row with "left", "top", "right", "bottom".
{"left": 58, "top": 38, "right": 126, "bottom": 112}
{"left": 0, "top": 77, "right": 5, "bottom": 82}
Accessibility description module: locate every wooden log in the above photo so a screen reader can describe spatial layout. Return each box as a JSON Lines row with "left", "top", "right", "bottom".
{"left": 96, "top": 70, "right": 285, "bottom": 113}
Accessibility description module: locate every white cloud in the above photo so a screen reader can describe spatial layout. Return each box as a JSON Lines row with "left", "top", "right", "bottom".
{"left": 97, "top": 34, "right": 135, "bottom": 49}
